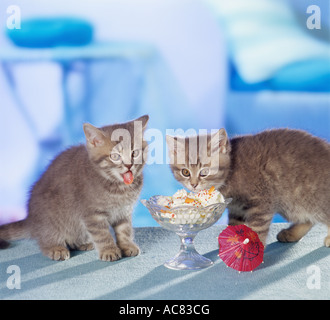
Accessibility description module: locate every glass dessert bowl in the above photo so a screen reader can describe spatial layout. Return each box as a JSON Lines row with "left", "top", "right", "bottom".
{"left": 141, "top": 191, "right": 232, "bottom": 270}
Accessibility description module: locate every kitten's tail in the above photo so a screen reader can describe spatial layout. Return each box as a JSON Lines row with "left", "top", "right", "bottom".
{"left": 0, "top": 219, "right": 30, "bottom": 249}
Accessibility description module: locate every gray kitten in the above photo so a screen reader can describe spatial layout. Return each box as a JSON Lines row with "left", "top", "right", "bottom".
{"left": 166, "top": 128, "right": 330, "bottom": 247}
{"left": 0, "top": 115, "right": 149, "bottom": 261}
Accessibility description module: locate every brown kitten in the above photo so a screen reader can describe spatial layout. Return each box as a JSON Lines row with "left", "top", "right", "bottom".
{"left": 0, "top": 115, "right": 149, "bottom": 261}
{"left": 166, "top": 129, "right": 330, "bottom": 247}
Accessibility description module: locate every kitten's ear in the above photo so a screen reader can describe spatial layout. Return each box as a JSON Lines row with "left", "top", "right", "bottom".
{"left": 166, "top": 135, "right": 186, "bottom": 164}
{"left": 166, "top": 135, "right": 176, "bottom": 164}
{"left": 210, "top": 128, "right": 229, "bottom": 154}
{"left": 134, "top": 114, "right": 149, "bottom": 131}
{"left": 166, "top": 135, "right": 185, "bottom": 154}
{"left": 83, "top": 123, "right": 106, "bottom": 147}
{"left": 166, "top": 135, "right": 175, "bottom": 150}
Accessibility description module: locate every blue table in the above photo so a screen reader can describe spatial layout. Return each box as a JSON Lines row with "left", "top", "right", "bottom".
{"left": 0, "top": 41, "right": 156, "bottom": 148}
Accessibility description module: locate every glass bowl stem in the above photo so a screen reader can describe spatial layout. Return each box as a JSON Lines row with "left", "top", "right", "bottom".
{"left": 163, "top": 233, "right": 213, "bottom": 270}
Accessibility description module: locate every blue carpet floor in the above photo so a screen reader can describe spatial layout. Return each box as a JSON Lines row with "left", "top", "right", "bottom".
{"left": 0, "top": 223, "right": 329, "bottom": 300}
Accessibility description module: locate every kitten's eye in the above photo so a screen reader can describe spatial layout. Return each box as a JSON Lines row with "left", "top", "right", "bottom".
{"left": 110, "top": 153, "right": 121, "bottom": 161}
{"left": 181, "top": 168, "right": 190, "bottom": 177}
{"left": 132, "top": 149, "right": 140, "bottom": 158}
{"left": 199, "top": 168, "right": 209, "bottom": 177}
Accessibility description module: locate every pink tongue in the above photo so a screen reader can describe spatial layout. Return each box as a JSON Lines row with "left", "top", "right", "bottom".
{"left": 123, "top": 171, "right": 134, "bottom": 185}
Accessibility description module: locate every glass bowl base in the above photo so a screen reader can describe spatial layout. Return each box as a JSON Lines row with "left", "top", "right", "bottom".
{"left": 164, "top": 250, "right": 213, "bottom": 270}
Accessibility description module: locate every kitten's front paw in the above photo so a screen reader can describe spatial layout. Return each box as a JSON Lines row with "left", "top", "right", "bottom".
{"left": 277, "top": 228, "right": 299, "bottom": 243}
{"left": 324, "top": 236, "right": 330, "bottom": 247}
{"left": 77, "top": 243, "right": 94, "bottom": 251}
{"left": 120, "top": 242, "right": 140, "bottom": 257}
{"left": 43, "top": 246, "right": 70, "bottom": 261}
{"left": 228, "top": 218, "right": 244, "bottom": 226}
{"left": 99, "top": 246, "right": 122, "bottom": 261}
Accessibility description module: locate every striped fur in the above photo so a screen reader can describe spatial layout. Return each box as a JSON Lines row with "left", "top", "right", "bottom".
{"left": 167, "top": 129, "right": 330, "bottom": 247}
{"left": 0, "top": 115, "right": 148, "bottom": 260}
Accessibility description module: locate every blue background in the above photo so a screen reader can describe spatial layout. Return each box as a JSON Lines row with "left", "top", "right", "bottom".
{"left": 0, "top": 0, "right": 329, "bottom": 227}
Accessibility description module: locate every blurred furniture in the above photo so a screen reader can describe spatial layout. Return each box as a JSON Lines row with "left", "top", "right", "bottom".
{"left": 225, "top": 62, "right": 330, "bottom": 141}
{"left": 205, "top": 0, "right": 330, "bottom": 141}
{"left": 0, "top": 41, "right": 156, "bottom": 139}
{"left": 0, "top": 42, "right": 156, "bottom": 171}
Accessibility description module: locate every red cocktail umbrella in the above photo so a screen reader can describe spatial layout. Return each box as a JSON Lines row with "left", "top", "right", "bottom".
{"left": 218, "top": 225, "right": 264, "bottom": 272}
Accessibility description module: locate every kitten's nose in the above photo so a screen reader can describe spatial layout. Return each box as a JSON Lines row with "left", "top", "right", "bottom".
{"left": 125, "top": 164, "right": 132, "bottom": 170}
{"left": 190, "top": 183, "right": 198, "bottom": 189}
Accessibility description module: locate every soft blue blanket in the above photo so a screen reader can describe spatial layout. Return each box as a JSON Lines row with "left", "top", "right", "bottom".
{"left": 0, "top": 223, "right": 328, "bottom": 300}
